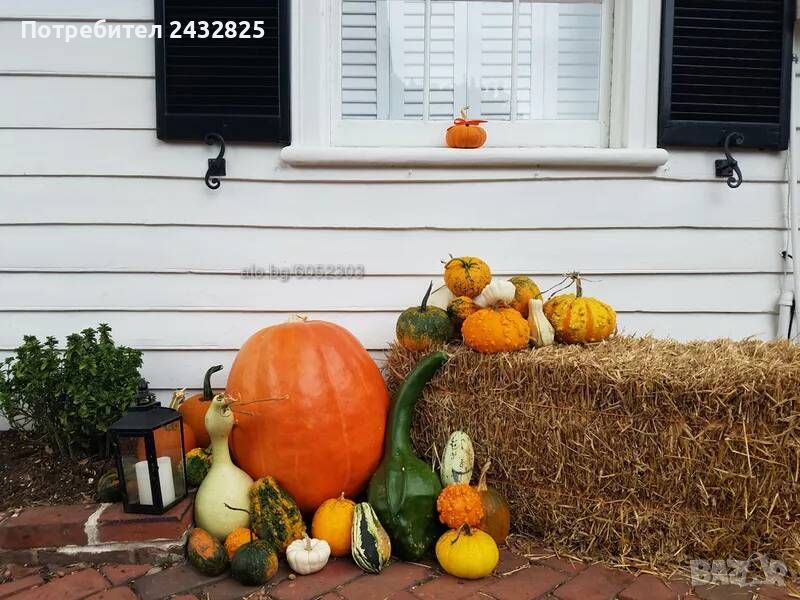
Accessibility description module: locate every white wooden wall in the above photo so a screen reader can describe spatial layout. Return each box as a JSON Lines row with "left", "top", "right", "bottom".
{"left": 0, "top": 1, "right": 792, "bottom": 416}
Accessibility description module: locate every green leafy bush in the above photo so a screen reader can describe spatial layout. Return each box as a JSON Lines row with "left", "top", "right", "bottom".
{"left": 0, "top": 324, "right": 142, "bottom": 456}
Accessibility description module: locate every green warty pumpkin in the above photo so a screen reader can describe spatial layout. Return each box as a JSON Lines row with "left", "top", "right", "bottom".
{"left": 230, "top": 539, "right": 279, "bottom": 585}
{"left": 351, "top": 502, "right": 392, "bottom": 574}
{"left": 396, "top": 282, "right": 452, "bottom": 351}
{"left": 97, "top": 469, "right": 123, "bottom": 503}
{"left": 185, "top": 447, "right": 213, "bottom": 488}
{"left": 249, "top": 476, "right": 306, "bottom": 553}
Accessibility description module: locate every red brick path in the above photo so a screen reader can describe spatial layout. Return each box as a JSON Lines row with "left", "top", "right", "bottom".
{"left": 0, "top": 549, "right": 795, "bottom": 600}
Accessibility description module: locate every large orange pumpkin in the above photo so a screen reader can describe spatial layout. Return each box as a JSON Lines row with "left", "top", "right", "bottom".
{"left": 227, "top": 318, "right": 390, "bottom": 514}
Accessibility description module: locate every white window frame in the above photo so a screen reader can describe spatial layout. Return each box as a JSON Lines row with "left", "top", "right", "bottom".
{"left": 282, "top": 0, "right": 669, "bottom": 169}
{"left": 335, "top": 0, "right": 614, "bottom": 148}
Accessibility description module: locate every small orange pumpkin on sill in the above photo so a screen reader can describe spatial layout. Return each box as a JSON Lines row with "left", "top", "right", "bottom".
{"left": 446, "top": 107, "right": 487, "bottom": 149}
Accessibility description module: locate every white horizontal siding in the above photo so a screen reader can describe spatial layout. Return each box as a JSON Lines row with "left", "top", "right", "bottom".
{"left": 0, "top": 313, "right": 778, "bottom": 354}
{"left": 0, "top": 225, "right": 785, "bottom": 273}
{"left": 2, "top": 76, "right": 155, "bottom": 129}
{"left": 0, "top": 177, "right": 789, "bottom": 229}
{"left": 0, "top": 0, "right": 153, "bottom": 20}
{"left": 0, "top": 273, "right": 783, "bottom": 313}
{"left": 0, "top": 3, "right": 794, "bottom": 427}
{"left": 0, "top": 21, "right": 153, "bottom": 76}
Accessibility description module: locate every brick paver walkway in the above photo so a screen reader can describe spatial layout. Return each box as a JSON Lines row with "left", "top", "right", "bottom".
{"left": 0, "top": 548, "right": 795, "bottom": 600}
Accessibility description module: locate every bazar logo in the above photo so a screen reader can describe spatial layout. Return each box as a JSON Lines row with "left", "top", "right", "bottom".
{"left": 689, "top": 555, "right": 789, "bottom": 587}
{"left": 241, "top": 264, "right": 365, "bottom": 281}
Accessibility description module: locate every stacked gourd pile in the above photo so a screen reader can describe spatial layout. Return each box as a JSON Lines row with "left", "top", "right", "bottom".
{"left": 172, "top": 318, "right": 511, "bottom": 585}
{"left": 396, "top": 256, "right": 618, "bottom": 353}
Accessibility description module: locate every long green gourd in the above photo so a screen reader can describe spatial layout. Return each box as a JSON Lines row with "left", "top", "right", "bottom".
{"left": 367, "top": 351, "right": 449, "bottom": 560}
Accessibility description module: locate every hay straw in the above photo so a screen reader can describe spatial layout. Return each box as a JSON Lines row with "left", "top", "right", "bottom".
{"left": 386, "top": 337, "right": 800, "bottom": 578}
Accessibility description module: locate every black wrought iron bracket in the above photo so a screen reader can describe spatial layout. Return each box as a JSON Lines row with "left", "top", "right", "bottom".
{"left": 204, "top": 133, "right": 227, "bottom": 190}
{"left": 715, "top": 132, "right": 744, "bottom": 189}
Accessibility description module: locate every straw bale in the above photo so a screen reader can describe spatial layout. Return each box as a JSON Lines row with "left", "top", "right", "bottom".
{"left": 385, "top": 337, "right": 800, "bottom": 575}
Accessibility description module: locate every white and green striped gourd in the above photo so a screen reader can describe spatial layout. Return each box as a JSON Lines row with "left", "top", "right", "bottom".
{"left": 351, "top": 502, "right": 391, "bottom": 574}
{"left": 440, "top": 430, "right": 475, "bottom": 486}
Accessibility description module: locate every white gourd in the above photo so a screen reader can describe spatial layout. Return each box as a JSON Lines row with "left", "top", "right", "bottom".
{"left": 428, "top": 284, "right": 456, "bottom": 310}
{"left": 528, "top": 299, "right": 555, "bottom": 348}
{"left": 440, "top": 431, "right": 475, "bottom": 486}
{"left": 195, "top": 394, "right": 254, "bottom": 540}
{"left": 474, "top": 280, "right": 516, "bottom": 308}
{"left": 286, "top": 534, "right": 331, "bottom": 575}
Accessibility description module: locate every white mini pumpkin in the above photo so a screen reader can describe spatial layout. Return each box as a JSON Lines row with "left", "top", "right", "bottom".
{"left": 474, "top": 280, "right": 516, "bottom": 308}
{"left": 286, "top": 534, "right": 331, "bottom": 575}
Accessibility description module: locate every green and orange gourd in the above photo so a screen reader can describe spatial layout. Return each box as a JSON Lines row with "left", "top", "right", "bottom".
{"left": 396, "top": 282, "right": 453, "bottom": 351}
{"left": 187, "top": 527, "right": 229, "bottom": 576}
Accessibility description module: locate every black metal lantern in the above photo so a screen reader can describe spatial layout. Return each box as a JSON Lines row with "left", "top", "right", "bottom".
{"left": 109, "top": 379, "right": 188, "bottom": 514}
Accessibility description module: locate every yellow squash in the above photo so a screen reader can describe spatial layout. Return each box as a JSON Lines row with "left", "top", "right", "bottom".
{"left": 544, "top": 273, "right": 616, "bottom": 344}
{"left": 435, "top": 524, "right": 499, "bottom": 579}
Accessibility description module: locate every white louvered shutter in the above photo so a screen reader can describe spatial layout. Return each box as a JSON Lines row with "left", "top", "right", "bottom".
{"left": 341, "top": 0, "right": 379, "bottom": 119}
{"left": 555, "top": 3, "right": 602, "bottom": 119}
{"left": 467, "top": 1, "right": 601, "bottom": 121}
{"left": 387, "top": 1, "right": 462, "bottom": 120}
{"left": 340, "top": 0, "right": 603, "bottom": 123}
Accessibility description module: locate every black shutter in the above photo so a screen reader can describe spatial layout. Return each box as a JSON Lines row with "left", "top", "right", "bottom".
{"left": 658, "top": 0, "right": 794, "bottom": 150}
{"left": 154, "top": 0, "right": 290, "bottom": 143}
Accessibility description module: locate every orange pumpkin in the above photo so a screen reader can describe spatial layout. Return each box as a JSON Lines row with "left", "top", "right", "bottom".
{"left": 437, "top": 483, "right": 485, "bottom": 529}
{"left": 311, "top": 492, "right": 356, "bottom": 556}
{"left": 227, "top": 317, "right": 390, "bottom": 514}
{"left": 136, "top": 390, "right": 198, "bottom": 461}
{"left": 475, "top": 461, "right": 511, "bottom": 544}
{"left": 224, "top": 527, "right": 258, "bottom": 560}
{"left": 178, "top": 365, "right": 223, "bottom": 448}
{"left": 446, "top": 107, "right": 487, "bottom": 149}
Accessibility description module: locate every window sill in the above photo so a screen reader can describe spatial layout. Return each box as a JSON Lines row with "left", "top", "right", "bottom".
{"left": 280, "top": 146, "right": 669, "bottom": 170}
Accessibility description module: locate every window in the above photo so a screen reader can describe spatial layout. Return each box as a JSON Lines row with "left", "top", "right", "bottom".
{"left": 337, "top": 0, "right": 613, "bottom": 147}
{"left": 284, "top": 0, "right": 669, "bottom": 169}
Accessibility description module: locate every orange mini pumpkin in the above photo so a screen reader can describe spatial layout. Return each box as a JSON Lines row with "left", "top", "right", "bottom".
{"left": 475, "top": 461, "right": 511, "bottom": 545}
{"left": 443, "top": 256, "right": 491, "bottom": 298}
{"left": 447, "top": 296, "right": 480, "bottom": 335}
{"left": 224, "top": 527, "right": 258, "bottom": 560}
{"left": 446, "top": 107, "right": 487, "bottom": 149}
{"left": 462, "top": 307, "right": 530, "bottom": 354}
{"left": 437, "top": 483, "right": 485, "bottom": 529}
{"left": 508, "top": 276, "right": 542, "bottom": 318}
{"left": 311, "top": 492, "right": 356, "bottom": 557}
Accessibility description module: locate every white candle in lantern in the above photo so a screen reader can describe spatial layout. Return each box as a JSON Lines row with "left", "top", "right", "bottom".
{"left": 135, "top": 456, "right": 176, "bottom": 506}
